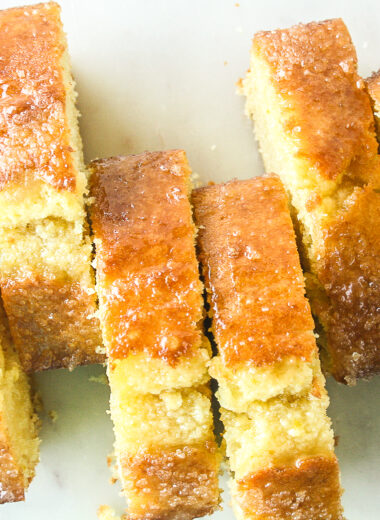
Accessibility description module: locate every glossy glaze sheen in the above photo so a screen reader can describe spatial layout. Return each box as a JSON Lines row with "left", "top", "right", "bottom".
{"left": 0, "top": 2, "right": 76, "bottom": 191}
{"left": 253, "top": 18, "right": 378, "bottom": 182}
{"left": 120, "top": 444, "right": 220, "bottom": 520}
{"left": 89, "top": 151, "right": 204, "bottom": 365}
{"left": 235, "top": 456, "right": 343, "bottom": 520}
{"left": 193, "top": 177, "right": 316, "bottom": 367}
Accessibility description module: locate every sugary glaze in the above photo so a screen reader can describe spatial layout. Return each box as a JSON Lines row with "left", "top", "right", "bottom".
{"left": 234, "top": 456, "right": 344, "bottom": 520}
{"left": 120, "top": 444, "right": 220, "bottom": 520}
{"left": 89, "top": 151, "right": 204, "bottom": 365}
{"left": 1, "top": 275, "right": 103, "bottom": 372}
{"left": 252, "top": 18, "right": 379, "bottom": 184}
{"left": 314, "top": 187, "right": 380, "bottom": 382}
{"left": 192, "top": 177, "right": 316, "bottom": 368}
{"left": 0, "top": 2, "right": 77, "bottom": 192}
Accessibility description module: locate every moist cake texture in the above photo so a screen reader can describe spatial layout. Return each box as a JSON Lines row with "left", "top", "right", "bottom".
{"left": 90, "top": 151, "right": 220, "bottom": 520}
{"left": 240, "top": 18, "right": 380, "bottom": 384}
{"left": 0, "top": 2, "right": 103, "bottom": 371}
{"left": 193, "top": 177, "right": 344, "bottom": 520}
{"left": 0, "top": 301, "right": 40, "bottom": 503}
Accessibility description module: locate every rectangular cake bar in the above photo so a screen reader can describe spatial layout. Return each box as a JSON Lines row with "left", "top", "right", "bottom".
{"left": 89, "top": 151, "right": 220, "bottom": 520}
{"left": 0, "top": 2, "right": 103, "bottom": 371}
{"left": 193, "top": 177, "right": 344, "bottom": 520}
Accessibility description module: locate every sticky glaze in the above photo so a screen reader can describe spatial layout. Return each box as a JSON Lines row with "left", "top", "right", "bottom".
{"left": 193, "top": 177, "right": 316, "bottom": 368}
{"left": 90, "top": 151, "right": 203, "bottom": 365}
{"left": 0, "top": 3, "right": 76, "bottom": 192}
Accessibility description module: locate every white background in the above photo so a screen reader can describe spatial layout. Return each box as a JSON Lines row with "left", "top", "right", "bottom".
{"left": 1, "top": 1, "right": 380, "bottom": 519}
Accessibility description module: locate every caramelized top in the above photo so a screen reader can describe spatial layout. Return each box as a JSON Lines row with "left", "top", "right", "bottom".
{"left": 0, "top": 2, "right": 76, "bottom": 192}
{"left": 90, "top": 151, "right": 204, "bottom": 365}
{"left": 121, "top": 444, "right": 220, "bottom": 520}
{"left": 236, "top": 456, "right": 343, "bottom": 520}
{"left": 253, "top": 19, "right": 378, "bottom": 182}
{"left": 316, "top": 187, "right": 380, "bottom": 382}
{"left": 193, "top": 177, "right": 316, "bottom": 368}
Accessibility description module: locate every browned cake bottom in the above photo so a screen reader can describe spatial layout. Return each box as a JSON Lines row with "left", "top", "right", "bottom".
{"left": 1, "top": 275, "right": 104, "bottom": 372}
{"left": 120, "top": 444, "right": 220, "bottom": 520}
{"left": 233, "top": 457, "right": 343, "bottom": 520}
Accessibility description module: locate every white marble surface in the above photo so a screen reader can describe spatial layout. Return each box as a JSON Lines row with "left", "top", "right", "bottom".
{"left": 1, "top": 0, "right": 380, "bottom": 518}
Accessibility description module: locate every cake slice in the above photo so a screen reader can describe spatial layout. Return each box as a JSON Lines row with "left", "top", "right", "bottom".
{"left": 0, "top": 300, "right": 40, "bottom": 503}
{"left": 193, "top": 177, "right": 319, "bottom": 410}
{"left": 367, "top": 70, "right": 380, "bottom": 139}
{"left": 89, "top": 151, "right": 220, "bottom": 520}
{"left": 193, "top": 177, "right": 344, "bottom": 520}
{"left": 0, "top": 2, "right": 103, "bottom": 371}
{"left": 240, "top": 18, "right": 380, "bottom": 383}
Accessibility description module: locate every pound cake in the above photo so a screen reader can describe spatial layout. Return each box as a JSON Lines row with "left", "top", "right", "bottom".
{"left": 0, "top": 2, "right": 103, "bottom": 371}
{"left": 239, "top": 18, "right": 380, "bottom": 383}
{"left": 193, "top": 177, "right": 344, "bottom": 520}
{"left": 0, "top": 300, "right": 40, "bottom": 503}
{"left": 89, "top": 151, "right": 220, "bottom": 520}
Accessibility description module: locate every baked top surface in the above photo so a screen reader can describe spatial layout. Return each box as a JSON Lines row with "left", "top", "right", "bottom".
{"left": 192, "top": 176, "right": 316, "bottom": 367}
{"left": 90, "top": 151, "right": 204, "bottom": 365}
{"left": 252, "top": 18, "right": 378, "bottom": 182}
{"left": 119, "top": 444, "right": 220, "bottom": 520}
{"left": 234, "top": 456, "right": 343, "bottom": 520}
{"left": 0, "top": 2, "right": 76, "bottom": 192}
{"left": 1, "top": 274, "right": 103, "bottom": 372}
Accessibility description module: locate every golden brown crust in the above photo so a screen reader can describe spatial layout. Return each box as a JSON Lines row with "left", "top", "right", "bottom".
{"left": 313, "top": 187, "right": 380, "bottom": 382}
{"left": 89, "top": 151, "right": 204, "bottom": 366}
{"left": 0, "top": 438, "right": 25, "bottom": 503}
{"left": 120, "top": 444, "right": 221, "bottom": 520}
{"left": 1, "top": 274, "right": 104, "bottom": 372}
{"left": 0, "top": 2, "right": 77, "bottom": 192}
{"left": 192, "top": 177, "right": 316, "bottom": 367}
{"left": 253, "top": 19, "right": 378, "bottom": 183}
{"left": 234, "top": 456, "right": 343, "bottom": 520}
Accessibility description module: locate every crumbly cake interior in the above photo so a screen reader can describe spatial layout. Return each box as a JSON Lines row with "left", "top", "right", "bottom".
{"left": 90, "top": 151, "right": 220, "bottom": 520}
{"left": 193, "top": 177, "right": 343, "bottom": 520}
{"left": 241, "top": 18, "right": 380, "bottom": 383}
{"left": 0, "top": 302, "right": 39, "bottom": 503}
{"left": 0, "top": 2, "right": 103, "bottom": 371}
